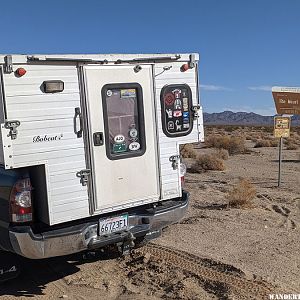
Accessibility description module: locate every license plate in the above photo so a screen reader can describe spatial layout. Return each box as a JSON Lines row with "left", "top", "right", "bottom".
{"left": 99, "top": 214, "right": 128, "bottom": 236}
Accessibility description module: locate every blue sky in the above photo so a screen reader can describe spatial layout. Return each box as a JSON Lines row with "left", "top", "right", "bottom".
{"left": 1, "top": 0, "right": 299, "bottom": 115}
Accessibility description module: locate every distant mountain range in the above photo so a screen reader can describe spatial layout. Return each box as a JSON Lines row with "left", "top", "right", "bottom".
{"left": 204, "top": 111, "right": 300, "bottom": 126}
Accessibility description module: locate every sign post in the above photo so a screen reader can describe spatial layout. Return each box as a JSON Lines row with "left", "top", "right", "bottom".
{"left": 273, "top": 116, "right": 291, "bottom": 187}
{"left": 272, "top": 86, "right": 300, "bottom": 187}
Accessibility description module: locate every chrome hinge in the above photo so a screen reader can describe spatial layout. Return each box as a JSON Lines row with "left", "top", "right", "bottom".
{"left": 188, "top": 54, "right": 196, "bottom": 69}
{"left": 4, "top": 55, "right": 13, "bottom": 74}
{"left": 169, "top": 155, "right": 181, "bottom": 170}
{"left": 192, "top": 105, "right": 201, "bottom": 120}
{"left": 76, "top": 169, "right": 91, "bottom": 186}
{"left": 5, "top": 120, "right": 20, "bottom": 140}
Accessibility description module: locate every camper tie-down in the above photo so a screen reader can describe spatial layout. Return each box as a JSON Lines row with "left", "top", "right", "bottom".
{"left": 0, "top": 53, "right": 204, "bottom": 281}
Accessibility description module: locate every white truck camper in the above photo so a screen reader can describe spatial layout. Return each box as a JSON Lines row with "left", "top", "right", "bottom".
{"left": 0, "top": 54, "right": 203, "bottom": 274}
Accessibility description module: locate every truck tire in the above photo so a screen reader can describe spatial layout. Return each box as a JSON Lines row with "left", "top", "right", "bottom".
{"left": 0, "top": 251, "right": 21, "bottom": 283}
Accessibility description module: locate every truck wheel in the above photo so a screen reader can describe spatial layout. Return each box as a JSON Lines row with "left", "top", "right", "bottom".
{"left": 0, "top": 251, "right": 21, "bottom": 283}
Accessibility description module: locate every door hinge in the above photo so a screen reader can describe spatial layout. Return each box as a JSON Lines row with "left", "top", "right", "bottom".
{"left": 4, "top": 55, "right": 13, "bottom": 74}
{"left": 5, "top": 120, "right": 20, "bottom": 140}
{"left": 192, "top": 105, "right": 201, "bottom": 120}
{"left": 76, "top": 169, "right": 91, "bottom": 186}
{"left": 169, "top": 155, "right": 181, "bottom": 170}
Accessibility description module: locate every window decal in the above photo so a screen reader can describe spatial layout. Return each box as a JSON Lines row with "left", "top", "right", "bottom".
{"left": 160, "top": 84, "right": 193, "bottom": 137}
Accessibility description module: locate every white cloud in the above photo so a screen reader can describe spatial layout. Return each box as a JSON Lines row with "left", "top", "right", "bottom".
{"left": 200, "top": 84, "right": 233, "bottom": 91}
{"left": 248, "top": 85, "right": 273, "bottom": 91}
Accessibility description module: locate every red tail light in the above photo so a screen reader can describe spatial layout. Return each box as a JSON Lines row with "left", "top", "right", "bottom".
{"left": 180, "top": 163, "right": 187, "bottom": 188}
{"left": 10, "top": 177, "right": 33, "bottom": 223}
{"left": 181, "top": 175, "right": 185, "bottom": 186}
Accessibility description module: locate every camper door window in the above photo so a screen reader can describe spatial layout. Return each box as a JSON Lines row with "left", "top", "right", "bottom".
{"left": 102, "top": 83, "right": 146, "bottom": 160}
{"left": 160, "top": 84, "right": 193, "bottom": 137}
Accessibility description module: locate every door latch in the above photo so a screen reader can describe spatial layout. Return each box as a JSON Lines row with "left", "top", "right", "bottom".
{"left": 93, "top": 132, "right": 104, "bottom": 146}
{"left": 76, "top": 169, "right": 91, "bottom": 186}
{"left": 5, "top": 120, "right": 20, "bottom": 140}
{"left": 169, "top": 155, "right": 181, "bottom": 170}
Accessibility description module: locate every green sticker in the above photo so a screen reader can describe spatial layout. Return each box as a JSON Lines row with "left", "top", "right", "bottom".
{"left": 113, "top": 143, "right": 126, "bottom": 153}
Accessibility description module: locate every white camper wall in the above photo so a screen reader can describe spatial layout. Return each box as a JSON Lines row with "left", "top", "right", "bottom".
{"left": 154, "top": 62, "right": 203, "bottom": 200}
{"left": 1, "top": 65, "right": 89, "bottom": 225}
{"left": 0, "top": 70, "right": 5, "bottom": 165}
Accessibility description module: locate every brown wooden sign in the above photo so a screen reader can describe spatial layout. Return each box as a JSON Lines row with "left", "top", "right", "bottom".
{"left": 272, "top": 86, "right": 300, "bottom": 115}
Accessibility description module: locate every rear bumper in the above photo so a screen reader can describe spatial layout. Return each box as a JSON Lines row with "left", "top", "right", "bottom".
{"left": 7, "top": 192, "right": 189, "bottom": 259}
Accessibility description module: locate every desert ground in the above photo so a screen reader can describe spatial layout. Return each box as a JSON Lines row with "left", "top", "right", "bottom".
{"left": 1, "top": 126, "right": 299, "bottom": 300}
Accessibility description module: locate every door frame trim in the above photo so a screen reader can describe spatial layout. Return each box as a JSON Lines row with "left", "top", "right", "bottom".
{"left": 78, "top": 65, "right": 96, "bottom": 214}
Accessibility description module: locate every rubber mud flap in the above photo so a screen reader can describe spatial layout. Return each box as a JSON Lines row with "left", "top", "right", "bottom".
{"left": 0, "top": 251, "right": 21, "bottom": 283}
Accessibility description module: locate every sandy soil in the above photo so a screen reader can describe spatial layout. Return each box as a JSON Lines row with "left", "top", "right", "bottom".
{"left": 0, "top": 137, "right": 299, "bottom": 299}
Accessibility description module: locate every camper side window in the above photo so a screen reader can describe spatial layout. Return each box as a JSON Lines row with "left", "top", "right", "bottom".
{"left": 102, "top": 83, "right": 146, "bottom": 160}
{"left": 160, "top": 84, "right": 193, "bottom": 137}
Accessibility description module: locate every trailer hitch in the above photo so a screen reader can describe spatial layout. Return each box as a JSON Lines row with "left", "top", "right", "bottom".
{"left": 117, "top": 231, "right": 136, "bottom": 256}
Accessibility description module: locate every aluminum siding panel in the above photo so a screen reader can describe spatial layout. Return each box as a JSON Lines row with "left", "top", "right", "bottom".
{"left": 2, "top": 65, "right": 89, "bottom": 225}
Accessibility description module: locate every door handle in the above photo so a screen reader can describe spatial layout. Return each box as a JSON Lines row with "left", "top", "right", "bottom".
{"left": 74, "top": 107, "right": 83, "bottom": 138}
{"left": 93, "top": 132, "right": 104, "bottom": 146}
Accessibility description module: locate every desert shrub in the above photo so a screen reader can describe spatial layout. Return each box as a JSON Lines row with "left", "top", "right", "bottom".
{"left": 189, "top": 154, "right": 225, "bottom": 172}
{"left": 205, "top": 135, "right": 247, "bottom": 155}
{"left": 254, "top": 139, "right": 270, "bottom": 148}
{"left": 223, "top": 125, "right": 239, "bottom": 132}
{"left": 269, "top": 139, "right": 279, "bottom": 147}
{"left": 254, "top": 139, "right": 277, "bottom": 148}
{"left": 214, "top": 148, "right": 229, "bottom": 160}
{"left": 180, "top": 144, "right": 198, "bottom": 159}
{"left": 226, "top": 179, "right": 256, "bottom": 208}
{"left": 286, "top": 143, "right": 298, "bottom": 150}
{"left": 262, "top": 126, "right": 273, "bottom": 133}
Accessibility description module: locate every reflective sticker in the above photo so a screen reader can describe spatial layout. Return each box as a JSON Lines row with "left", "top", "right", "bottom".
{"left": 174, "top": 98, "right": 182, "bottom": 110}
{"left": 175, "top": 120, "right": 182, "bottom": 131}
{"left": 183, "top": 117, "right": 190, "bottom": 124}
{"left": 129, "top": 128, "right": 138, "bottom": 138}
{"left": 183, "top": 112, "right": 189, "bottom": 118}
{"left": 173, "top": 110, "right": 182, "bottom": 117}
{"left": 129, "top": 142, "right": 140, "bottom": 151}
{"left": 107, "top": 90, "right": 112, "bottom": 97}
{"left": 166, "top": 109, "right": 173, "bottom": 118}
{"left": 167, "top": 121, "right": 174, "bottom": 130}
{"left": 164, "top": 93, "right": 175, "bottom": 106}
{"left": 183, "top": 98, "right": 188, "bottom": 106}
{"left": 113, "top": 143, "right": 126, "bottom": 153}
{"left": 183, "top": 123, "right": 190, "bottom": 129}
{"left": 120, "top": 89, "right": 136, "bottom": 98}
{"left": 114, "top": 134, "right": 125, "bottom": 144}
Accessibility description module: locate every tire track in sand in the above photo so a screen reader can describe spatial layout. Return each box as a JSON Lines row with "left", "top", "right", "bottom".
{"left": 137, "top": 243, "right": 277, "bottom": 299}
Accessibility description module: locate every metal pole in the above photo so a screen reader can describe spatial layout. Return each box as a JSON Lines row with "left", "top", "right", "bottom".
{"left": 278, "top": 137, "right": 283, "bottom": 187}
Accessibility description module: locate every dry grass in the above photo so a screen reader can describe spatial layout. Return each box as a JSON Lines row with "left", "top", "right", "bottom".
{"left": 205, "top": 135, "right": 247, "bottom": 155}
{"left": 214, "top": 148, "right": 229, "bottom": 160}
{"left": 286, "top": 143, "right": 298, "bottom": 150}
{"left": 226, "top": 179, "right": 256, "bottom": 208}
{"left": 180, "top": 144, "right": 198, "bottom": 159}
{"left": 254, "top": 139, "right": 278, "bottom": 148}
{"left": 190, "top": 154, "right": 225, "bottom": 172}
